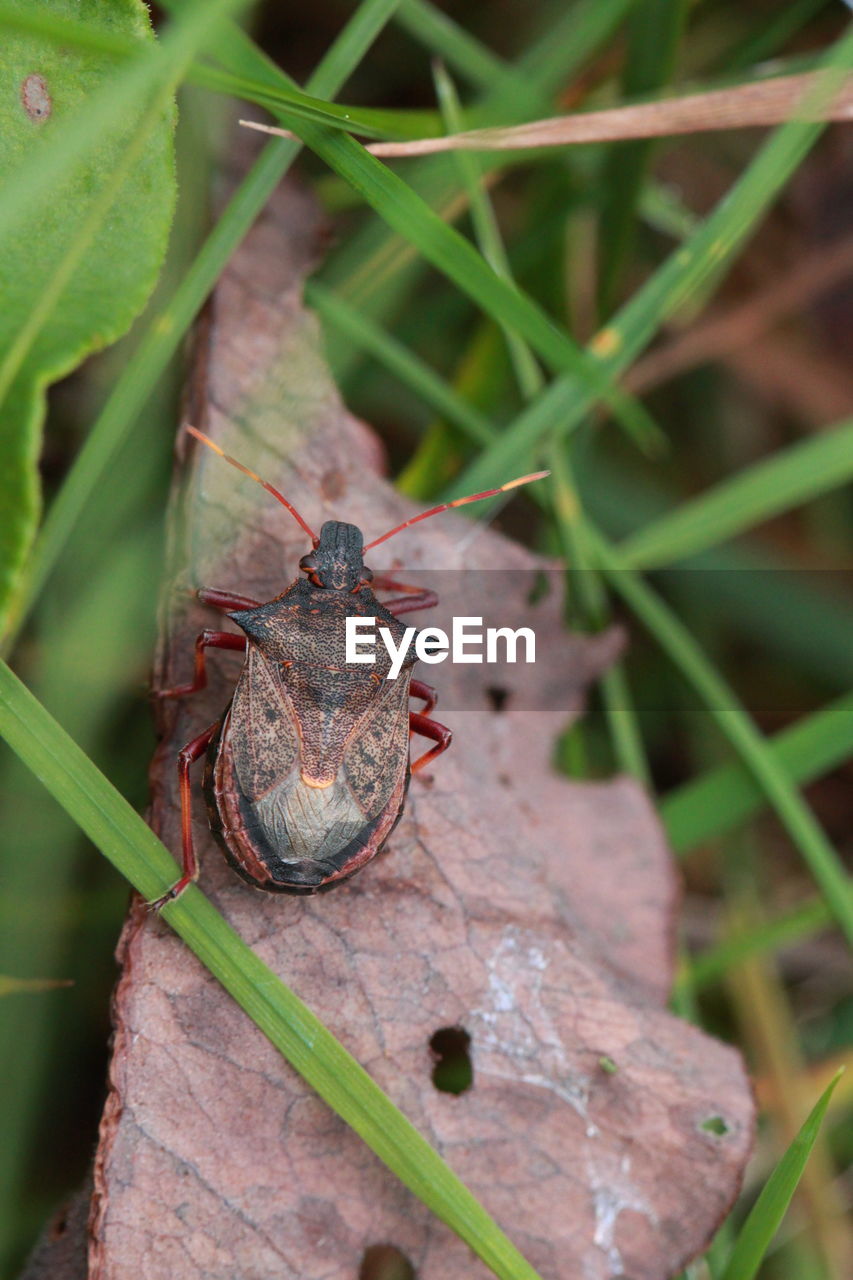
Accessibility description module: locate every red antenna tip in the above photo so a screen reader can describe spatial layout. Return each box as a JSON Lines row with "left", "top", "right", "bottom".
{"left": 363, "top": 467, "right": 549, "bottom": 551}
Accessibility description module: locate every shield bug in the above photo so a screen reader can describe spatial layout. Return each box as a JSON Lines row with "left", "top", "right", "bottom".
{"left": 152, "top": 426, "right": 547, "bottom": 906}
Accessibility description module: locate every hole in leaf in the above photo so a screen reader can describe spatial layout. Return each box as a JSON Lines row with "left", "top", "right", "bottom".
{"left": 359, "top": 1243, "right": 415, "bottom": 1280}
{"left": 486, "top": 685, "right": 510, "bottom": 712}
{"left": 701, "top": 1115, "right": 730, "bottom": 1136}
{"left": 430, "top": 1025, "right": 473, "bottom": 1095}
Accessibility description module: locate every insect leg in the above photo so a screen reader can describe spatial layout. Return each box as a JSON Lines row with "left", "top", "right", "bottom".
{"left": 154, "top": 630, "right": 246, "bottom": 699}
{"left": 373, "top": 576, "right": 439, "bottom": 618}
{"left": 149, "top": 721, "right": 219, "bottom": 910}
{"left": 409, "top": 711, "right": 452, "bottom": 774}
{"left": 197, "top": 587, "right": 262, "bottom": 612}
{"left": 410, "top": 678, "right": 438, "bottom": 717}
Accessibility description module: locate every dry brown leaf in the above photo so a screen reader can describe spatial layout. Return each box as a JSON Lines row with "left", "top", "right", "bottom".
{"left": 89, "top": 172, "right": 754, "bottom": 1280}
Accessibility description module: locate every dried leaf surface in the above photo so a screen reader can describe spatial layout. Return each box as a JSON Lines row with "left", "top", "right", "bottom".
{"left": 90, "top": 174, "right": 754, "bottom": 1280}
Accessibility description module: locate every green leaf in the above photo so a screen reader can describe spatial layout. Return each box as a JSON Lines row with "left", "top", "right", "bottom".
{"left": 6, "top": 0, "right": 404, "bottom": 651}
{"left": 718, "top": 1071, "right": 843, "bottom": 1280}
{"left": 0, "top": 659, "right": 543, "bottom": 1280}
{"left": 0, "top": 4, "right": 441, "bottom": 141}
{"left": 0, "top": 0, "right": 177, "bottom": 635}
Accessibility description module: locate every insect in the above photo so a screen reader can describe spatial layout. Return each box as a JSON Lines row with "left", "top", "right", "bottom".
{"left": 152, "top": 426, "right": 547, "bottom": 907}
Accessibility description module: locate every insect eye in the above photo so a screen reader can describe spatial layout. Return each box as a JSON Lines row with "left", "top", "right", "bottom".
{"left": 362, "top": 566, "right": 374, "bottom": 582}
{"left": 299, "top": 554, "right": 317, "bottom": 573}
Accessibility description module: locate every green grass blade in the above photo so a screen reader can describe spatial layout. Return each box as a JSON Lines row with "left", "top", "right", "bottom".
{"left": 662, "top": 690, "right": 853, "bottom": 853}
{"left": 0, "top": 660, "right": 543, "bottom": 1280}
{"left": 718, "top": 1071, "right": 843, "bottom": 1280}
{"left": 0, "top": 4, "right": 440, "bottom": 140}
{"left": 582, "top": 457, "right": 853, "bottom": 689}
{"left": 621, "top": 417, "right": 853, "bottom": 568}
{"left": 7, "top": 0, "right": 404, "bottom": 647}
{"left": 432, "top": 60, "right": 545, "bottom": 400}
{"left": 598, "top": 0, "right": 688, "bottom": 311}
{"left": 680, "top": 898, "right": 832, "bottom": 992}
{"left": 520, "top": 0, "right": 638, "bottom": 89}
{"left": 550, "top": 451, "right": 652, "bottom": 782}
{"left": 424, "top": 60, "right": 650, "bottom": 779}
{"left": 245, "top": 116, "right": 662, "bottom": 453}
{"left": 726, "top": 0, "right": 830, "bottom": 72}
{"left": 319, "top": 0, "right": 638, "bottom": 380}
{"left": 441, "top": 24, "right": 853, "bottom": 498}
{"left": 195, "top": 66, "right": 440, "bottom": 138}
{"left": 395, "top": 0, "right": 509, "bottom": 88}
{"left": 306, "top": 280, "right": 494, "bottom": 445}
{"left": 585, "top": 525, "right": 853, "bottom": 946}
{"left": 200, "top": 11, "right": 658, "bottom": 455}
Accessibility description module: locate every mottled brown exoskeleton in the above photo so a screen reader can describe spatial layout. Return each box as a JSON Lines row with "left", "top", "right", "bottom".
{"left": 153, "top": 427, "right": 547, "bottom": 907}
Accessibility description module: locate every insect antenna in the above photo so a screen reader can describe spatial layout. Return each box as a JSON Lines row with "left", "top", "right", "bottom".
{"left": 186, "top": 425, "right": 318, "bottom": 544}
{"left": 362, "top": 470, "right": 550, "bottom": 551}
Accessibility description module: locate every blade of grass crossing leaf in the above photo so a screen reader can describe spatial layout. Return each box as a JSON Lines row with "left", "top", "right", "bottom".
{"left": 442, "top": 24, "right": 853, "bottom": 499}
{"left": 621, "top": 417, "right": 853, "bottom": 568}
{"left": 7, "top": 0, "right": 405, "bottom": 647}
{"left": 718, "top": 1071, "right": 843, "bottom": 1280}
{"left": 663, "top": 689, "right": 853, "bottom": 853}
{"left": 586, "top": 524, "right": 853, "bottom": 946}
{"left": 0, "top": 660, "right": 543, "bottom": 1280}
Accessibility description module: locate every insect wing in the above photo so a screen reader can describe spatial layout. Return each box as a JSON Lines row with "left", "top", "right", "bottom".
{"left": 227, "top": 644, "right": 300, "bottom": 801}
{"left": 209, "top": 645, "right": 411, "bottom": 891}
{"left": 343, "top": 671, "right": 412, "bottom": 815}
